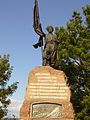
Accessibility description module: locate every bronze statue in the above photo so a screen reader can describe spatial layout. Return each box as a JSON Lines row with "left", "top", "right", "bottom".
{"left": 33, "top": 0, "right": 58, "bottom": 66}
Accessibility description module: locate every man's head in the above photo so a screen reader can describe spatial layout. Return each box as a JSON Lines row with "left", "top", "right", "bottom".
{"left": 46, "top": 26, "right": 54, "bottom": 33}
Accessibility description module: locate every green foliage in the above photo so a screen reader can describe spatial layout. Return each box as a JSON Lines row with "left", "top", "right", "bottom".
{"left": 0, "top": 55, "right": 18, "bottom": 119}
{"left": 83, "top": 5, "right": 90, "bottom": 28}
{"left": 55, "top": 5, "right": 90, "bottom": 120}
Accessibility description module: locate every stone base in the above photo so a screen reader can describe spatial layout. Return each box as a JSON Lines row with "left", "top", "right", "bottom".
{"left": 20, "top": 66, "right": 74, "bottom": 120}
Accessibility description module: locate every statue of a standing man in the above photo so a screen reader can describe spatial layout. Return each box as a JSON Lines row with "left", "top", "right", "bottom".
{"left": 33, "top": 0, "right": 58, "bottom": 67}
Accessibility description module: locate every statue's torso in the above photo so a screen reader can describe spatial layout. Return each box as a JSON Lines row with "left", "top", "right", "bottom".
{"left": 45, "top": 33, "right": 57, "bottom": 43}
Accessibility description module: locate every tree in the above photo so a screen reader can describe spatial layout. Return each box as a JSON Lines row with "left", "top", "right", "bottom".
{"left": 0, "top": 55, "right": 18, "bottom": 119}
{"left": 55, "top": 5, "right": 90, "bottom": 120}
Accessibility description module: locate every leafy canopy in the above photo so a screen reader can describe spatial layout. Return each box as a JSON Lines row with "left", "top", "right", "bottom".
{"left": 0, "top": 55, "right": 18, "bottom": 119}
{"left": 55, "top": 5, "right": 90, "bottom": 120}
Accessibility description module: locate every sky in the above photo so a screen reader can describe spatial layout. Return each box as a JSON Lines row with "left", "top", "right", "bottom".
{"left": 0, "top": 0, "right": 90, "bottom": 118}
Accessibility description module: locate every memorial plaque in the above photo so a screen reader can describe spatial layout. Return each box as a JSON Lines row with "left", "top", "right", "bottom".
{"left": 20, "top": 66, "right": 74, "bottom": 120}
{"left": 31, "top": 102, "right": 62, "bottom": 119}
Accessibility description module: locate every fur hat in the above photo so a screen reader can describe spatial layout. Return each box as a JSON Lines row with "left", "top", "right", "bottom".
{"left": 46, "top": 26, "right": 54, "bottom": 33}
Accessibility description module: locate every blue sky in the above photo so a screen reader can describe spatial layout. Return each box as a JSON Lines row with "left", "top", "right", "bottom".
{"left": 0, "top": 0, "right": 90, "bottom": 118}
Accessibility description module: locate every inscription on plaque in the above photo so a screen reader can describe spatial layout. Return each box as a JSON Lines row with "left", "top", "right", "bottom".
{"left": 29, "top": 73, "right": 69, "bottom": 100}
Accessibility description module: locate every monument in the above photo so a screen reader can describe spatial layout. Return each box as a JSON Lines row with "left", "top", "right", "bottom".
{"left": 20, "top": 0, "right": 74, "bottom": 120}
{"left": 33, "top": 0, "right": 58, "bottom": 67}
